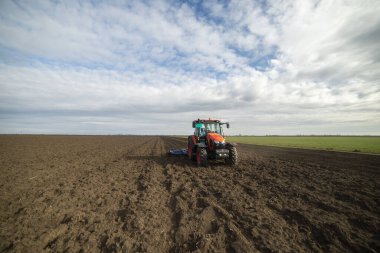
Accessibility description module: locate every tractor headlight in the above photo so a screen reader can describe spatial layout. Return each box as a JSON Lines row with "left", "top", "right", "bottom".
{"left": 214, "top": 140, "right": 225, "bottom": 145}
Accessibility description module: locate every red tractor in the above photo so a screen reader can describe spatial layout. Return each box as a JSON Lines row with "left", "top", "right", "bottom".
{"left": 188, "top": 118, "right": 238, "bottom": 166}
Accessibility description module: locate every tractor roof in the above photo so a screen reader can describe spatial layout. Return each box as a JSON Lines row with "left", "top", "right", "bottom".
{"left": 193, "top": 118, "right": 220, "bottom": 123}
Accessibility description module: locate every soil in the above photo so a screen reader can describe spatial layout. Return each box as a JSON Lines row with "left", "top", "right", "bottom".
{"left": 0, "top": 135, "right": 379, "bottom": 253}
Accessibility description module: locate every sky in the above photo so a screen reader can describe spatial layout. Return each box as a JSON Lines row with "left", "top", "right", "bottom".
{"left": 0, "top": 0, "right": 379, "bottom": 135}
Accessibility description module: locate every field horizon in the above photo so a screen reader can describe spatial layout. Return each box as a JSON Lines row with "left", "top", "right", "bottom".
{"left": 2, "top": 134, "right": 379, "bottom": 154}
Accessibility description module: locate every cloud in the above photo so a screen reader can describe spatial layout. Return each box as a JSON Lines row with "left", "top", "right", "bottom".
{"left": 0, "top": 0, "right": 379, "bottom": 135}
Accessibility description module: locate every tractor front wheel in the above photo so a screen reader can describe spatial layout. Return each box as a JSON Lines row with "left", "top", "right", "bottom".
{"left": 228, "top": 146, "right": 238, "bottom": 166}
{"left": 196, "top": 148, "right": 208, "bottom": 167}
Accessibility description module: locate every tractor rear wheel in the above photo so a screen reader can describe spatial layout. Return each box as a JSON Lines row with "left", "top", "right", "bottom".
{"left": 228, "top": 146, "right": 238, "bottom": 166}
{"left": 188, "top": 144, "right": 195, "bottom": 161}
{"left": 196, "top": 148, "right": 208, "bottom": 167}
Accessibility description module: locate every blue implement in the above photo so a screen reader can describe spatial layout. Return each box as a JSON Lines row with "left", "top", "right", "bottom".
{"left": 168, "top": 148, "right": 188, "bottom": 156}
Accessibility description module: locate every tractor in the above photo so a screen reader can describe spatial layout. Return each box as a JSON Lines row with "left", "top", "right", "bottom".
{"left": 187, "top": 118, "right": 238, "bottom": 166}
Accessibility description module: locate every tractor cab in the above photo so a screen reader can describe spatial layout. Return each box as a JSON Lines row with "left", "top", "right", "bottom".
{"left": 193, "top": 119, "right": 228, "bottom": 136}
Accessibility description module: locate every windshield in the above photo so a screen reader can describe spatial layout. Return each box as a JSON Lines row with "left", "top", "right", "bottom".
{"left": 195, "top": 123, "right": 206, "bottom": 136}
{"left": 204, "top": 122, "right": 221, "bottom": 134}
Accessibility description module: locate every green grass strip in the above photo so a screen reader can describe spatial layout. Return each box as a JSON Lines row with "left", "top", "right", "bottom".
{"left": 226, "top": 136, "right": 380, "bottom": 154}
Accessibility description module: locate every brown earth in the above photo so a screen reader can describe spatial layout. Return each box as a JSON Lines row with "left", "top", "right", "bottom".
{"left": 0, "top": 135, "right": 379, "bottom": 253}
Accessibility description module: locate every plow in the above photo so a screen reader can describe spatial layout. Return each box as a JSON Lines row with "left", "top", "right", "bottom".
{"left": 169, "top": 118, "right": 238, "bottom": 167}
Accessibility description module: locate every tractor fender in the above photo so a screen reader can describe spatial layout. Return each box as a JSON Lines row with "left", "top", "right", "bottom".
{"left": 226, "top": 142, "right": 238, "bottom": 147}
{"left": 188, "top": 136, "right": 197, "bottom": 146}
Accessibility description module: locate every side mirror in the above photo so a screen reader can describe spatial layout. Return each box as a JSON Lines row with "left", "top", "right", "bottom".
{"left": 192, "top": 121, "right": 195, "bottom": 128}
{"left": 226, "top": 123, "right": 230, "bottom": 128}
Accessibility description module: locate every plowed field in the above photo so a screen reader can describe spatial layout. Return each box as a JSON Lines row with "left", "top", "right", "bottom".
{"left": 0, "top": 135, "right": 379, "bottom": 252}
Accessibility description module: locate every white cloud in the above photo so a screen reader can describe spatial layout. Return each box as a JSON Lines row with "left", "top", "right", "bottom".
{"left": 0, "top": 0, "right": 379, "bottom": 134}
